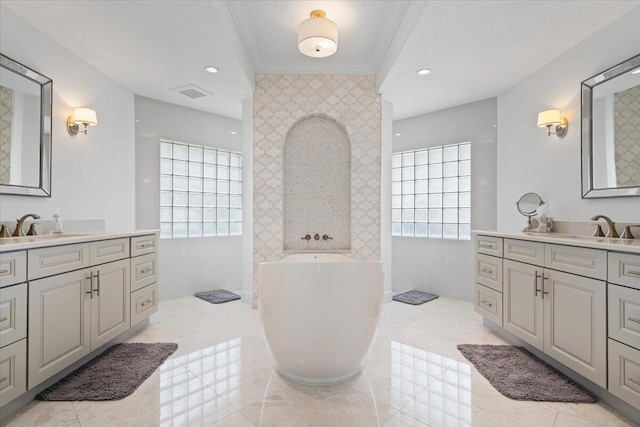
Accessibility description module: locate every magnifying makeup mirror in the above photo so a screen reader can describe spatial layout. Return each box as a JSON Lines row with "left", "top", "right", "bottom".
{"left": 516, "top": 192, "right": 545, "bottom": 232}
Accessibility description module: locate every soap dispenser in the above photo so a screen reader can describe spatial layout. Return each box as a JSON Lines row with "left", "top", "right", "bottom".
{"left": 52, "top": 209, "right": 63, "bottom": 234}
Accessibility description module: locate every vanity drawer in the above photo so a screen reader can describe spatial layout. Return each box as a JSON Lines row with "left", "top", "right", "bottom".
{"left": 475, "top": 253, "right": 503, "bottom": 292}
{"left": 90, "top": 238, "right": 130, "bottom": 266}
{"left": 609, "top": 283, "right": 640, "bottom": 350}
{"left": 0, "top": 283, "right": 27, "bottom": 348}
{"left": 608, "top": 252, "right": 640, "bottom": 290}
{"left": 0, "top": 338, "right": 27, "bottom": 407}
{"left": 28, "top": 243, "right": 90, "bottom": 280}
{"left": 608, "top": 338, "right": 640, "bottom": 409}
{"left": 474, "top": 283, "right": 502, "bottom": 327}
{"left": 544, "top": 244, "right": 606, "bottom": 280}
{"left": 131, "top": 234, "right": 158, "bottom": 257}
{"left": 131, "top": 283, "right": 158, "bottom": 326}
{"left": 504, "top": 239, "right": 544, "bottom": 266}
{"left": 475, "top": 235, "right": 503, "bottom": 257}
{"left": 131, "top": 253, "right": 158, "bottom": 292}
{"left": 0, "top": 251, "right": 26, "bottom": 288}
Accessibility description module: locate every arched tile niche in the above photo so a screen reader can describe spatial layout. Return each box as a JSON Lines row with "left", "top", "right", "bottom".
{"left": 283, "top": 114, "right": 350, "bottom": 251}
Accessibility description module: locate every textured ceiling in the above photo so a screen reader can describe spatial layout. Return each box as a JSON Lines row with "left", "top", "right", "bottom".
{"left": 2, "top": 0, "right": 639, "bottom": 120}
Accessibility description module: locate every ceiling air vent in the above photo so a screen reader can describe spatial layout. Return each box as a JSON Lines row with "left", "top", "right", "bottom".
{"left": 170, "top": 84, "right": 213, "bottom": 99}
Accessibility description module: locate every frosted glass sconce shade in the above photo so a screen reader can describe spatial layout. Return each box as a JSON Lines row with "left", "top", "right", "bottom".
{"left": 298, "top": 10, "right": 338, "bottom": 58}
{"left": 67, "top": 107, "right": 98, "bottom": 136}
{"left": 537, "top": 109, "right": 567, "bottom": 137}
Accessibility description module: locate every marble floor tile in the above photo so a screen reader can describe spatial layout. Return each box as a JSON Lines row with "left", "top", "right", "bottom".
{"left": 3, "top": 295, "right": 638, "bottom": 427}
{"left": 3, "top": 400, "right": 79, "bottom": 427}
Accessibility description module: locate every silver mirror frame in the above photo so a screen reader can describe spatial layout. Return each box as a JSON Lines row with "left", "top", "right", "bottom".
{"left": 581, "top": 53, "right": 640, "bottom": 199}
{"left": 0, "top": 54, "right": 53, "bottom": 197}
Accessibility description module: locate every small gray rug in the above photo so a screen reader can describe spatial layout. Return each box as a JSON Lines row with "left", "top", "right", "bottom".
{"left": 195, "top": 289, "right": 241, "bottom": 304}
{"left": 457, "top": 344, "right": 596, "bottom": 403}
{"left": 36, "top": 343, "right": 178, "bottom": 401}
{"left": 393, "top": 290, "right": 439, "bottom": 305}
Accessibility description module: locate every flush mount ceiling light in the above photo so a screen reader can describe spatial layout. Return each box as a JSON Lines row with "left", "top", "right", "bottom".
{"left": 230, "top": 131, "right": 237, "bottom": 135}
{"left": 205, "top": 66, "right": 219, "bottom": 73}
{"left": 416, "top": 68, "right": 432, "bottom": 75}
{"left": 394, "top": 133, "right": 402, "bottom": 136}
{"left": 298, "top": 10, "right": 338, "bottom": 58}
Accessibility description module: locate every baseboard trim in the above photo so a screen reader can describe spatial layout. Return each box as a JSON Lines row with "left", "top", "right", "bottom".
{"left": 241, "top": 290, "right": 253, "bottom": 306}
{"left": 384, "top": 290, "right": 393, "bottom": 303}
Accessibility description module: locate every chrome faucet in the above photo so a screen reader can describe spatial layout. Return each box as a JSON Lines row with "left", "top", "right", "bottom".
{"left": 591, "top": 215, "right": 619, "bottom": 238}
{"left": 12, "top": 214, "right": 41, "bottom": 237}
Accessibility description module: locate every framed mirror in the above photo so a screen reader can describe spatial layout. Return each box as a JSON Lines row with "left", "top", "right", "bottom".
{"left": 581, "top": 54, "right": 640, "bottom": 198}
{"left": 0, "top": 54, "right": 52, "bottom": 197}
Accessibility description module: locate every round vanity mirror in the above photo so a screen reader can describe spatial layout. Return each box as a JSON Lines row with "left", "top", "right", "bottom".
{"left": 516, "top": 192, "right": 545, "bottom": 232}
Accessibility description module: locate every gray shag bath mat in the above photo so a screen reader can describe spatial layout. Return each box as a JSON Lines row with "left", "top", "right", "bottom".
{"left": 36, "top": 343, "right": 178, "bottom": 401}
{"left": 393, "top": 290, "right": 439, "bottom": 305}
{"left": 457, "top": 344, "right": 596, "bottom": 403}
{"left": 195, "top": 289, "right": 241, "bottom": 304}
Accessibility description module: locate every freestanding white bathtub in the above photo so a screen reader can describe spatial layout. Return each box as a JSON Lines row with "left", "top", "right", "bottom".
{"left": 258, "top": 254, "right": 383, "bottom": 384}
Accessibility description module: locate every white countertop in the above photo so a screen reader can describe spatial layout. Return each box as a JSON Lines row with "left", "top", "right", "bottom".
{"left": 473, "top": 230, "right": 640, "bottom": 254}
{"left": 0, "top": 230, "right": 159, "bottom": 252}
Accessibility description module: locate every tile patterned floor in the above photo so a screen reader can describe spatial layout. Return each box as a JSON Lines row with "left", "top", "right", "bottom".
{"left": 5, "top": 297, "right": 638, "bottom": 427}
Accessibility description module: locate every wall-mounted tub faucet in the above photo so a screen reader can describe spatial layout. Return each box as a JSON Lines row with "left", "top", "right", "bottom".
{"left": 322, "top": 234, "right": 333, "bottom": 240}
{"left": 591, "top": 215, "right": 619, "bottom": 238}
{"left": 301, "top": 234, "right": 311, "bottom": 241}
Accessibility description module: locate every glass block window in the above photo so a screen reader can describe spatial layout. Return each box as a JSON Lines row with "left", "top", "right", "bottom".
{"left": 392, "top": 142, "right": 471, "bottom": 240}
{"left": 160, "top": 139, "right": 242, "bottom": 238}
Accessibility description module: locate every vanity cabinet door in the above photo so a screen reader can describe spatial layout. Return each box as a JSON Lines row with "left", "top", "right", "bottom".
{"left": 503, "top": 260, "right": 544, "bottom": 351}
{"left": 90, "top": 259, "right": 130, "bottom": 350}
{"left": 28, "top": 269, "right": 92, "bottom": 389}
{"left": 543, "top": 270, "right": 606, "bottom": 388}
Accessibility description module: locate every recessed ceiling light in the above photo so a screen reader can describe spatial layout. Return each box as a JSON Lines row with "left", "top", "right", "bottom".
{"left": 631, "top": 68, "right": 640, "bottom": 75}
{"left": 230, "top": 131, "right": 237, "bottom": 135}
{"left": 416, "top": 68, "right": 432, "bottom": 76}
{"left": 205, "top": 66, "right": 219, "bottom": 73}
{"left": 394, "top": 133, "right": 402, "bottom": 136}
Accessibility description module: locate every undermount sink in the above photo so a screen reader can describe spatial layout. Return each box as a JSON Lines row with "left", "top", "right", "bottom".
{"left": 0, "top": 233, "right": 90, "bottom": 245}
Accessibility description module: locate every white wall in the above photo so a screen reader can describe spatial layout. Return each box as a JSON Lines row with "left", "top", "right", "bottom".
{"left": 497, "top": 6, "right": 640, "bottom": 230}
{"left": 134, "top": 95, "right": 243, "bottom": 300}
{"left": 392, "top": 98, "right": 497, "bottom": 301}
{"left": 0, "top": 6, "right": 135, "bottom": 230}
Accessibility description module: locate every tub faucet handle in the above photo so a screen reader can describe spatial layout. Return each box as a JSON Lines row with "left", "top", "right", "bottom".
{"left": 322, "top": 234, "right": 333, "bottom": 240}
{"left": 301, "top": 234, "right": 311, "bottom": 241}
{"left": 314, "top": 234, "right": 321, "bottom": 240}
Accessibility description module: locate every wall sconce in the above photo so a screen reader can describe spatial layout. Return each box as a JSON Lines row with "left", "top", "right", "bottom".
{"left": 537, "top": 109, "right": 567, "bottom": 137}
{"left": 67, "top": 108, "right": 98, "bottom": 136}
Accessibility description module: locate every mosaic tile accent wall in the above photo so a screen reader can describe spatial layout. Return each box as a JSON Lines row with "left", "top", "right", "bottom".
{"left": 253, "top": 74, "right": 381, "bottom": 306}
{"left": 284, "top": 114, "right": 350, "bottom": 251}
{"left": 614, "top": 85, "right": 640, "bottom": 186}
{"left": 0, "top": 85, "right": 14, "bottom": 184}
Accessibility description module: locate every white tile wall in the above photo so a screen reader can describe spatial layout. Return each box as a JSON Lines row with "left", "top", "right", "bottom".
{"left": 253, "top": 74, "right": 381, "bottom": 306}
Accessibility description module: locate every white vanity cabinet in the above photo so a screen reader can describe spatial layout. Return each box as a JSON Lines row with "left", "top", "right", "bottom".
{"left": 474, "top": 233, "right": 637, "bottom": 394}
{"left": 0, "top": 251, "right": 28, "bottom": 407}
{"left": 0, "top": 231, "right": 158, "bottom": 406}
{"left": 28, "top": 257, "right": 130, "bottom": 388}
{"left": 607, "top": 251, "right": 640, "bottom": 408}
